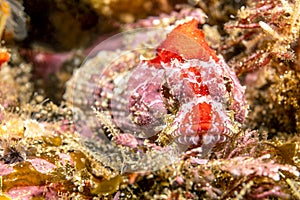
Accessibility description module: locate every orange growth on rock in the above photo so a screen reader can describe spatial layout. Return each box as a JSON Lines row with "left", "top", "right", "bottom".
{"left": 0, "top": 50, "right": 10, "bottom": 67}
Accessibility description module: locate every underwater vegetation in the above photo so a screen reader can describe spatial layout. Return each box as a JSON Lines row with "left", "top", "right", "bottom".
{"left": 0, "top": 0, "right": 299, "bottom": 199}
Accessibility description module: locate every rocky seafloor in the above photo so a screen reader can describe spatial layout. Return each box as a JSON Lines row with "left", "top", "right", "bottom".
{"left": 0, "top": 0, "right": 299, "bottom": 199}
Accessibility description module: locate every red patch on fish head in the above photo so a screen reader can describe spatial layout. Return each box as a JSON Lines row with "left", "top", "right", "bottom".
{"left": 180, "top": 66, "right": 209, "bottom": 96}
{"left": 156, "top": 19, "right": 219, "bottom": 62}
{"left": 180, "top": 102, "right": 212, "bottom": 135}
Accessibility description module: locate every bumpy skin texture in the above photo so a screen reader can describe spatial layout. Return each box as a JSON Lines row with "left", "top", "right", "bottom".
{"left": 122, "top": 19, "right": 247, "bottom": 149}
{"left": 66, "top": 19, "right": 247, "bottom": 155}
